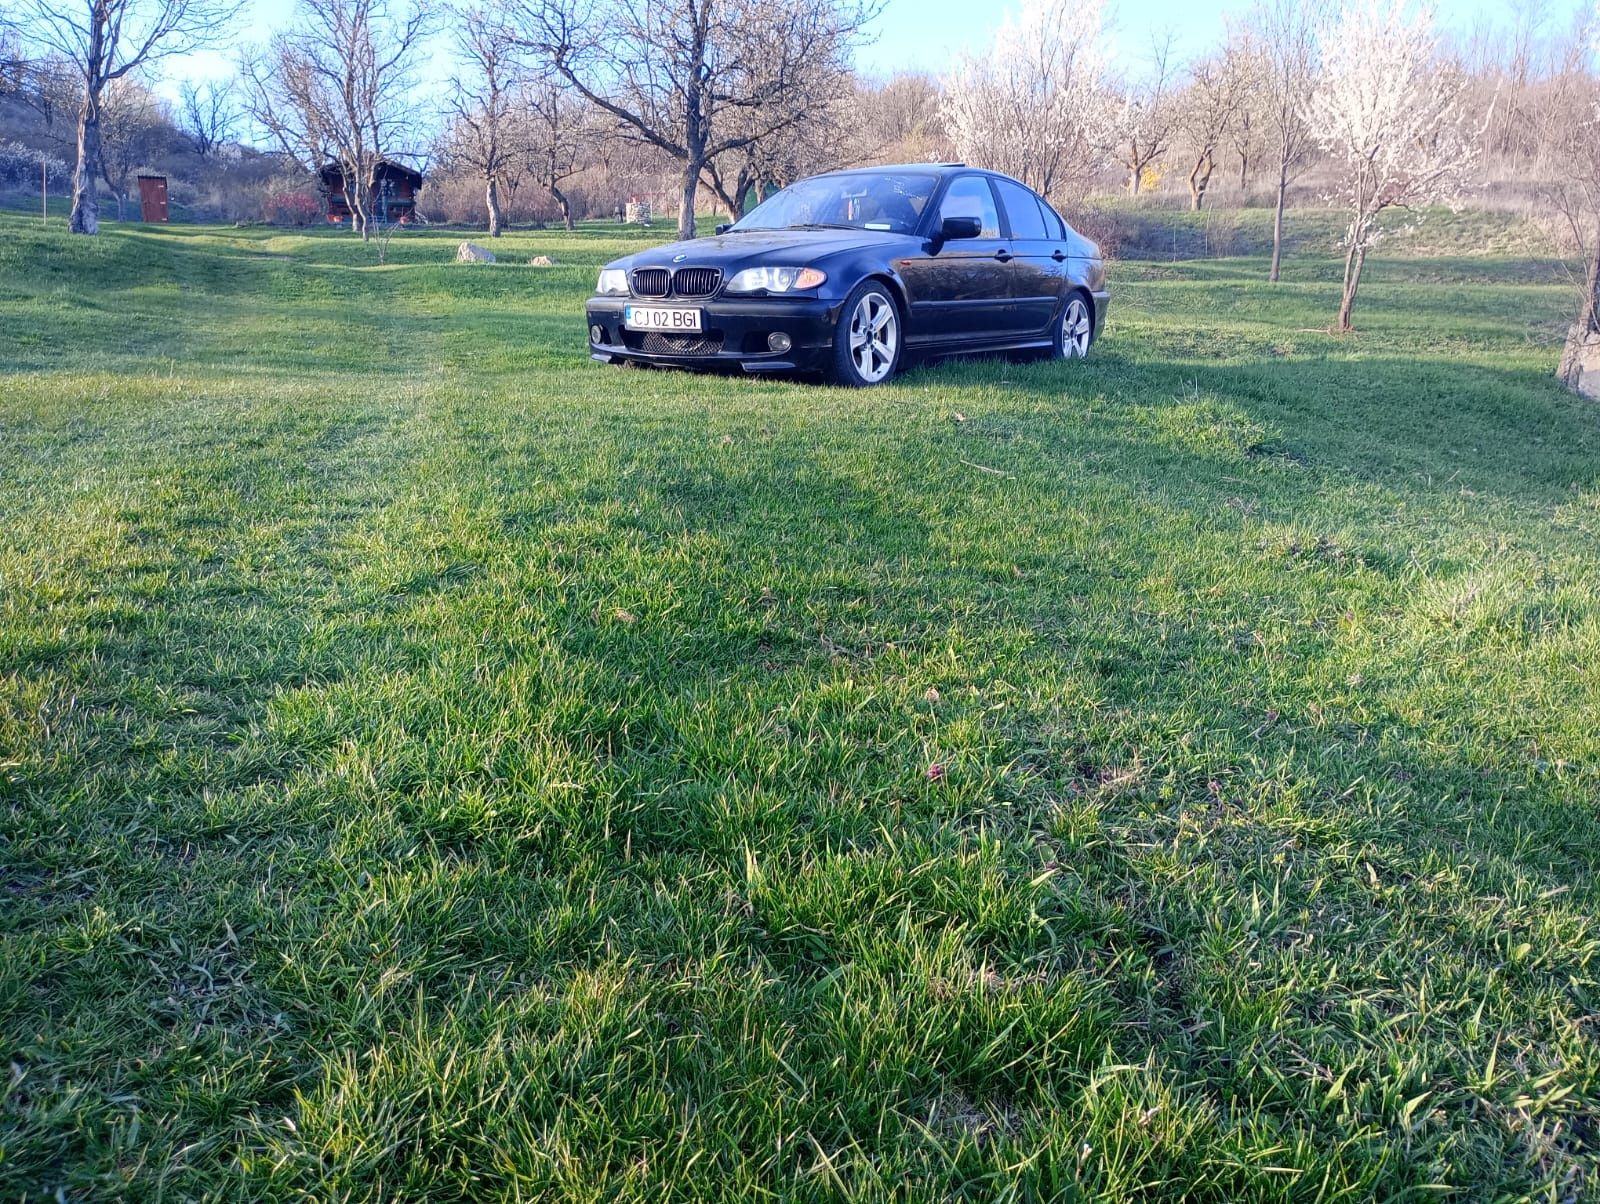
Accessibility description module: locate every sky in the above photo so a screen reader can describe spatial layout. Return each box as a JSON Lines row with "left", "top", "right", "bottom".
{"left": 158, "top": 0, "right": 1588, "bottom": 98}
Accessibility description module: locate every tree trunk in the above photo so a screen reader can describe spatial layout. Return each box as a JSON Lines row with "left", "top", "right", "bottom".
{"left": 701, "top": 164, "right": 739, "bottom": 220}
{"left": 1269, "top": 172, "right": 1287, "bottom": 283}
{"left": 551, "top": 184, "right": 573, "bottom": 231}
{"left": 1336, "top": 242, "right": 1365, "bottom": 333}
{"left": 486, "top": 175, "right": 502, "bottom": 237}
{"left": 1582, "top": 238, "right": 1600, "bottom": 337}
{"left": 344, "top": 173, "right": 369, "bottom": 240}
{"left": 69, "top": 87, "right": 102, "bottom": 235}
{"left": 1238, "top": 151, "right": 1248, "bottom": 196}
{"left": 1127, "top": 165, "right": 1141, "bottom": 196}
{"left": 1188, "top": 153, "right": 1213, "bottom": 211}
{"left": 677, "top": 158, "right": 700, "bottom": 241}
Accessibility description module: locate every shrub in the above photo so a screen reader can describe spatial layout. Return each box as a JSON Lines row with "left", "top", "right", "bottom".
{"left": 263, "top": 189, "right": 322, "bottom": 226}
{"left": 0, "top": 141, "right": 69, "bottom": 190}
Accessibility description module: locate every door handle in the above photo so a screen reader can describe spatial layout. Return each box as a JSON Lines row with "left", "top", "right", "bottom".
{"left": 1052, "top": 250, "right": 1067, "bottom": 262}
{"left": 994, "top": 250, "right": 1012, "bottom": 262}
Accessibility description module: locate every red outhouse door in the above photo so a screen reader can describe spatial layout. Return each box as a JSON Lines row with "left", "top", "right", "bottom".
{"left": 137, "top": 175, "right": 169, "bottom": 223}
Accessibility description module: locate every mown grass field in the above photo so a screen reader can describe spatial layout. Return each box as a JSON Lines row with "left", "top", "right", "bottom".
{"left": 1, "top": 208, "right": 1597, "bottom": 1202}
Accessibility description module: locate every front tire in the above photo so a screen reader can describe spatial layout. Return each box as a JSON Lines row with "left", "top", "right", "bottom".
{"left": 828, "top": 282, "right": 902, "bottom": 386}
{"left": 1053, "top": 293, "right": 1094, "bottom": 360}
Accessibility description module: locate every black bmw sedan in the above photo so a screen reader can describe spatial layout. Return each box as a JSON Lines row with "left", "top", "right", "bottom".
{"left": 585, "top": 164, "right": 1108, "bottom": 386}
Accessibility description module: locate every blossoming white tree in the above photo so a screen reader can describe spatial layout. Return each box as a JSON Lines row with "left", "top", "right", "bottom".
{"left": 940, "top": 0, "right": 1109, "bottom": 200}
{"left": 1304, "top": 0, "right": 1480, "bottom": 331}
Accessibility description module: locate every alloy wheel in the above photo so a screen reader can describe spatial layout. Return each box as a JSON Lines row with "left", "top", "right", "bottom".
{"left": 848, "top": 292, "right": 898, "bottom": 383}
{"left": 1061, "top": 297, "right": 1092, "bottom": 358}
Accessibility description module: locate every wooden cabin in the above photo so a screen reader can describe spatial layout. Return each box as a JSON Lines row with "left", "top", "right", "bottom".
{"left": 318, "top": 160, "right": 423, "bottom": 225}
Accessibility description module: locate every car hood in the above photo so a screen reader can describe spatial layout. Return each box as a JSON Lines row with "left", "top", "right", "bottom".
{"left": 612, "top": 227, "right": 914, "bottom": 271}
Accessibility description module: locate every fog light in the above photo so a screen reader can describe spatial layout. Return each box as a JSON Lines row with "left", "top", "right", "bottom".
{"left": 768, "top": 332, "right": 793, "bottom": 353}
{"left": 590, "top": 324, "right": 605, "bottom": 343}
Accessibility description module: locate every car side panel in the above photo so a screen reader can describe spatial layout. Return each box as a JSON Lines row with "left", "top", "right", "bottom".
{"left": 990, "top": 177, "right": 1064, "bottom": 337}
{"left": 895, "top": 174, "right": 1023, "bottom": 346}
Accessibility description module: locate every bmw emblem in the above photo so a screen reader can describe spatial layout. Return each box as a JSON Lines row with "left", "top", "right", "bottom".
{"left": 672, "top": 253, "right": 688, "bottom": 262}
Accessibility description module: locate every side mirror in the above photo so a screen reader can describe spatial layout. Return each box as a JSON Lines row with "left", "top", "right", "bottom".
{"left": 939, "top": 215, "right": 983, "bottom": 241}
{"left": 714, "top": 222, "right": 732, "bottom": 236}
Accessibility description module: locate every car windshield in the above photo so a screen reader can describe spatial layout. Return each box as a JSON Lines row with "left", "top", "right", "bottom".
{"left": 731, "top": 172, "right": 937, "bottom": 235}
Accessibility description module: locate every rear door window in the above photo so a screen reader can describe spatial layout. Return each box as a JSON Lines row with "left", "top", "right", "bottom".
{"left": 1038, "top": 200, "right": 1068, "bottom": 241}
{"left": 993, "top": 178, "right": 1050, "bottom": 242}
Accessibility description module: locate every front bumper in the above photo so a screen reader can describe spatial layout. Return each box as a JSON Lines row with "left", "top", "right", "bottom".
{"left": 585, "top": 295, "right": 839, "bottom": 373}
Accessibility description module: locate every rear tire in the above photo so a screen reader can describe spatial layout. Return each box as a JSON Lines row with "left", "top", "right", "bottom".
{"left": 1053, "top": 293, "right": 1094, "bottom": 360}
{"left": 828, "top": 281, "right": 902, "bottom": 386}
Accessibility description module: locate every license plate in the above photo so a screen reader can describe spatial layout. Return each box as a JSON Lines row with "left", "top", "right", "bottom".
{"left": 624, "top": 305, "right": 703, "bottom": 332}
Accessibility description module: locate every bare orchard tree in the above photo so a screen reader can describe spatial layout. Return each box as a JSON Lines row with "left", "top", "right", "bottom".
{"left": 1226, "top": 34, "right": 1268, "bottom": 196}
{"left": 242, "top": 0, "right": 430, "bottom": 239}
{"left": 859, "top": 72, "right": 946, "bottom": 163}
{"left": 1542, "top": 21, "right": 1600, "bottom": 395}
{"left": 97, "top": 75, "right": 165, "bottom": 218}
{"left": 702, "top": 28, "right": 855, "bottom": 216}
{"left": 1108, "top": 35, "right": 1180, "bottom": 196}
{"left": 703, "top": 91, "right": 844, "bottom": 217}
{"left": 1305, "top": 0, "right": 1482, "bottom": 332}
{"left": 445, "top": 3, "right": 524, "bottom": 236}
{"left": 941, "top": 0, "right": 1110, "bottom": 200}
{"left": 176, "top": 78, "right": 238, "bottom": 158}
{"left": 14, "top": 0, "right": 229, "bottom": 233}
{"left": 521, "top": 76, "right": 583, "bottom": 228}
{"left": 1180, "top": 46, "right": 1249, "bottom": 210}
{"left": 1258, "top": 0, "right": 1323, "bottom": 281}
{"left": 515, "top": 0, "right": 876, "bottom": 241}
{"left": 1, "top": 24, "right": 25, "bottom": 95}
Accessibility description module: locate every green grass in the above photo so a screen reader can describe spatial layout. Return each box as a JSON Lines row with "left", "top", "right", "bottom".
{"left": 1, "top": 209, "right": 1597, "bottom": 1202}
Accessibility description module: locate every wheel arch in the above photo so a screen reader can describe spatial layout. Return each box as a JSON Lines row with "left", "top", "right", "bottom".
{"left": 861, "top": 270, "right": 910, "bottom": 322}
{"left": 1061, "top": 283, "right": 1094, "bottom": 327}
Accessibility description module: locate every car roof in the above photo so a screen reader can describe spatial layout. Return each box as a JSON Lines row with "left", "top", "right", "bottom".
{"left": 813, "top": 163, "right": 1034, "bottom": 188}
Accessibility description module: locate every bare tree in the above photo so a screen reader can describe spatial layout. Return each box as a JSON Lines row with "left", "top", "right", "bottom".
{"left": 941, "top": 0, "right": 1109, "bottom": 201}
{"left": 1108, "top": 35, "right": 1179, "bottom": 196}
{"left": 1226, "top": 36, "right": 1267, "bottom": 196}
{"left": 856, "top": 72, "right": 945, "bottom": 164}
{"left": 1305, "top": 0, "right": 1482, "bottom": 332}
{"left": 1, "top": 24, "right": 26, "bottom": 95}
{"left": 1542, "top": 17, "right": 1600, "bottom": 394}
{"left": 444, "top": 2, "right": 523, "bottom": 236}
{"left": 703, "top": 98, "right": 841, "bottom": 217}
{"left": 1180, "top": 47, "right": 1249, "bottom": 210}
{"left": 701, "top": 34, "right": 856, "bottom": 218}
{"left": 1258, "top": 0, "right": 1322, "bottom": 280}
{"left": 241, "top": 0, "right": 430, "bottom": 239}
{"left": 177, "top": 78, "right": 237, "bottom": 158}
{"left": 13, "top": 0, "right": 229, "bottom": 233}
{"left": 521, "top": 76, "right": 583, "bottom": 228}
{"left": 97, "top": 74, "right": 164, "bottom": 218}
{"left": 514, "top": 0, "right": 876, "bottom": 241}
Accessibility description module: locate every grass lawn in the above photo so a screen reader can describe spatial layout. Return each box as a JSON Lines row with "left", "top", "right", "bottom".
{"left": 2, "top": 210, "right": 1598, "bottom": 1201}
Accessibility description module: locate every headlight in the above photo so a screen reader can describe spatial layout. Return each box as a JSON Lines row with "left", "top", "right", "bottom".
{"left": 725, "top": 265, "right": 827, "bottom": 294}
{"left": 596, "top": 268, "right": 628, "bottom": 295}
